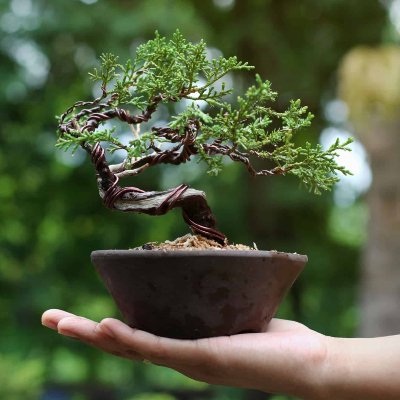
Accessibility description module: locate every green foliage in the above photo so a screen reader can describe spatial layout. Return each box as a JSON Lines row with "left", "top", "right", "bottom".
{"left": 88, "top": 53, "right": 120, "bottom": 91}
{"left": 86, "top": 30, "right": 251, "bottom": 109}
{"left": 58, "top": 30, "right": 352, "bottom": 194}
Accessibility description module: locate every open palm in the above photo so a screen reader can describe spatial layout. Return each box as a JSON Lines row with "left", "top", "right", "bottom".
{"left": 42, "top": 309, "right": 327, "bottom": 397}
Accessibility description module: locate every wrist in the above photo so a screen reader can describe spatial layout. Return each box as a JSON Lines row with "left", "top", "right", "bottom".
{"left": 307, "top": 336, "right": 351, "bottom": 400}
{"left": 295, "top": 335, "right": 345, "bottom": 400}
{"left": 269, "top": 332, "right": 338, "bottom": 400}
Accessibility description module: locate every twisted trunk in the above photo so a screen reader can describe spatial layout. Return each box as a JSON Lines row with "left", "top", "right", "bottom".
{"left": 90, "top": 143, "right": 227, "bottom": 244}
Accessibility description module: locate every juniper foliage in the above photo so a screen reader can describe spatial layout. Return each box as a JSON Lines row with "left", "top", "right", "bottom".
{"left": 57, "top": 30, "right": 352, "bottom": 194}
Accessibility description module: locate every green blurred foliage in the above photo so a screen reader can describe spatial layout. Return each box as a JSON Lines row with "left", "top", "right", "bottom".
{"left": 0, "top": 0, "right": 387, "bottom": 399}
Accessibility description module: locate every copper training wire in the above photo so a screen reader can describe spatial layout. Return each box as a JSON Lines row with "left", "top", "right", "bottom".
{"left": 90, "top": 143, "right": 226, "bottom": 244}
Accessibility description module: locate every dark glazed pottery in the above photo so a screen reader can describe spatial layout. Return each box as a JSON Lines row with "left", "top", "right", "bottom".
{"left": 91, "top": 250, "right": 307, "bottom": 339}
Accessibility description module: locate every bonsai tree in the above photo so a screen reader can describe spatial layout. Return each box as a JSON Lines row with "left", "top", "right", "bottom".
{"left": 57, "top": 30, "right": 351, "bottom": 245}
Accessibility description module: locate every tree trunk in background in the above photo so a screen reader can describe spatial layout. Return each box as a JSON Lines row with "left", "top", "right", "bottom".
{"left": 339, "top": 47, "right": 400, "bottom": 336}
{"left": 358, "top": 119, "right": 400, "bottom": 336}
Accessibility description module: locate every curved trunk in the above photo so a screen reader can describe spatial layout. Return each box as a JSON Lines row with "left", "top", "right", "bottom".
{"left": 91, "top": 143, "right": 227, "bottom": 244}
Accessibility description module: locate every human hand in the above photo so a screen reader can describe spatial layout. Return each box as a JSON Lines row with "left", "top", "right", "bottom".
{"left": 42, "top": 309, "right": 328, "bottom": 398}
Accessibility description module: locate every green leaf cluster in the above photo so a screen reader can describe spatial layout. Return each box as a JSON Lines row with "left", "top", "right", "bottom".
{"left": 85, "top": 30, "right": 252, "bottom": 109}
{"left": 58, "top": 30, "right": 352, "bottom": 193}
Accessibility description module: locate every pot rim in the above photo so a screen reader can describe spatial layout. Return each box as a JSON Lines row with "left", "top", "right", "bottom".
{"left": 91, "top": 249, "right": 308, "bottom": 263}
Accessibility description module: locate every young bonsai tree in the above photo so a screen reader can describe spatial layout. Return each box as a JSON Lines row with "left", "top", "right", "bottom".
{"left": 57, "top": 30, "right": 351, "bottom": 245}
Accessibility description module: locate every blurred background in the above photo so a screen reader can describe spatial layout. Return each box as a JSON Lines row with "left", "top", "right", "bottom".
{"left": 1, "top": 0, "right": 400, "bottom": 399}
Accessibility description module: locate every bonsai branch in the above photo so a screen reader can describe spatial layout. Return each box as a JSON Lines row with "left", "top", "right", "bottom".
{"left": 61, "top": 102, "right": 287, "bottom": 243}
{"left": 60, "top": 94, "right": 164, "bottom": 136}
{"left": 106, "top": 121, "right": 287, "bottom": 180}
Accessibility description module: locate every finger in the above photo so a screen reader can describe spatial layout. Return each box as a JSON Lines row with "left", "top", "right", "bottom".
{"left": 57, "top": 316, "right": 143, "bottom": 360}
{"left": 42, "top": 309, "right": 77, "bottom": 330}
{"left": 57, "top": 315, "right": 99, "bottom": 339}
{"left": 98, "top": 320, "right": 255, "bottom": 387}
{"left": 98, "top": 318, "right": 221, "bottom": 366}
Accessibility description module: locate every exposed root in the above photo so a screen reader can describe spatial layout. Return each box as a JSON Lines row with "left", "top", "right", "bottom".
{"left": 137, "top": 234, "right": 256, "bottom": 251}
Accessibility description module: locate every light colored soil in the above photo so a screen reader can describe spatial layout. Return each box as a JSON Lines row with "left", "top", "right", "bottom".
{"left": 137, "top": 234, "right": 257, "bottom": 251}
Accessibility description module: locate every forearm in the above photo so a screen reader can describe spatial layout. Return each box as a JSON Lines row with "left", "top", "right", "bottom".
{"left": 318, "top": 335, "right": 400, "bottom": 400}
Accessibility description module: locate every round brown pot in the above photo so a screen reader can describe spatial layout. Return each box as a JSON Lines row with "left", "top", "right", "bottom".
{"left": 91, "top": 249, "right": 307, "bottom": 339}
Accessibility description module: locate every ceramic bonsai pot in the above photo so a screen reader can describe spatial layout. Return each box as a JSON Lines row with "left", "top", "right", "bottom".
{"left": 91, "top": 250, "right": 307, "bottom": 339}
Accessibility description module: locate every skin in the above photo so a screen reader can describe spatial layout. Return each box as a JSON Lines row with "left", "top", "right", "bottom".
{"left": 42, "top": 309, "right": 400, "bottom": 400}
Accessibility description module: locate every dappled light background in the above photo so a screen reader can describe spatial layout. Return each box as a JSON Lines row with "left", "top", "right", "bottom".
{"left": 1, "top": 0, "right": 399, "bottom": 399}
